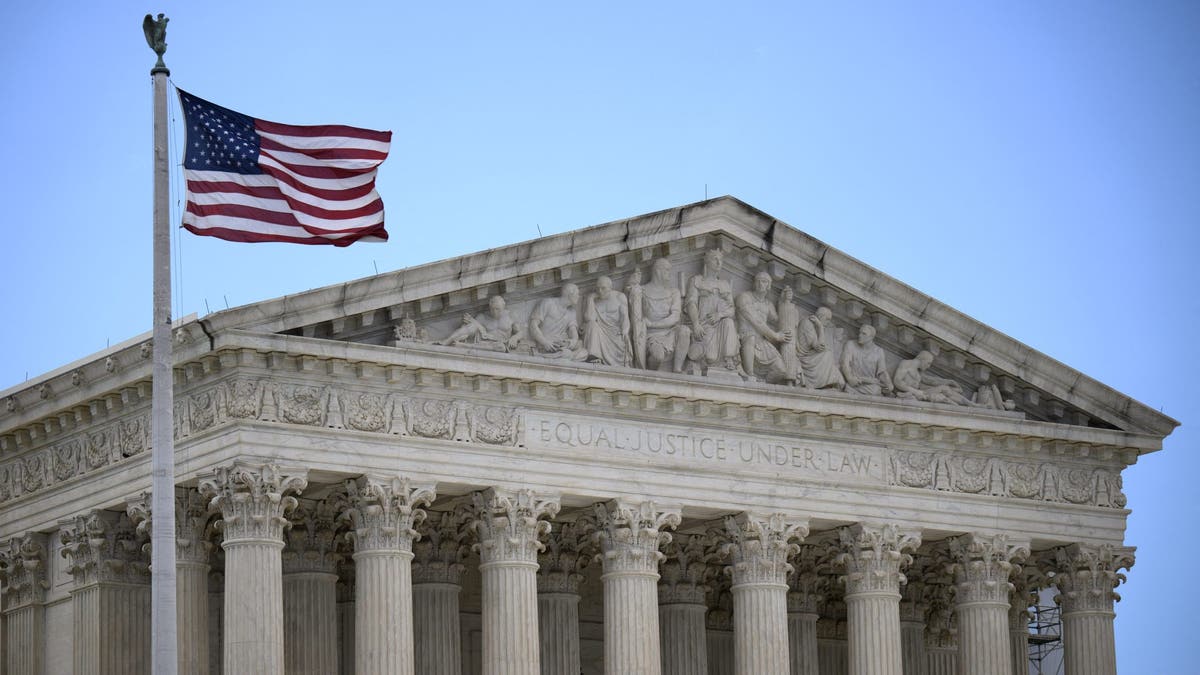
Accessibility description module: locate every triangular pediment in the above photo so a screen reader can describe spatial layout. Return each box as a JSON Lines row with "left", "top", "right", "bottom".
{"left": 190, "top": 197, "right": 1174, "bottom": 438}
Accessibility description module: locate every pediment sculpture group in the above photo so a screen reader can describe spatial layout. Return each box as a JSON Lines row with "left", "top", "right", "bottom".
{"left": 396, "top": 249, "right": 1012, "bottom": 411}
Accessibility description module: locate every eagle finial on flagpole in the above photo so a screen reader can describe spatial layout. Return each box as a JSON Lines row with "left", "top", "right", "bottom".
{"left": 143, "top": 13, "right": 169, "bottom": 75}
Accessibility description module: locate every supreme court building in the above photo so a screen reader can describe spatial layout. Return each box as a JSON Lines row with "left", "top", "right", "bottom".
{"left": 0, "top": 197, "right": 1176, "bottom": 674}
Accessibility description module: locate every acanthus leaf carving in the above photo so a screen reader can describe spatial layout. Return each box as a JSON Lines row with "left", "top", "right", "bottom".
{"left": 339, "top": 474, "right": 435, "bottom": 553}
{"left": 413, "top": 510, "right": 470, "bottom": 585}
{"left": 470, "top": 487, "right": 560, "bottom": 565}
{"left": 0, "top": 532, "right": 50, "bottom": 606}
{"left": 1046, "top": 543, "right": 1134, "bottom": 614}
{"left": 593, "top": 498, "right": 681, "bottom": 575}
{"left": 836, "top": 523, "right": 921, "bottom": 596}
{"left": 537, "top": 519, "right": 593, "bottom": 594}
{"left": 59, "top": 510, "right": 149, "bottom": 586}
{"left": 283, "top": 496, "right": 343, "bottom": 573}
{"left": 197, "top": 462, "right": 308, "bottom": 544}
{"left": 720, "top": 512, "right": 809, "bottom": 586}
{"left": 947, "top": 533, "right": 1030, "bottom": 606}
{"left": 658, "top": 532, "right": 712, "bottom": 605}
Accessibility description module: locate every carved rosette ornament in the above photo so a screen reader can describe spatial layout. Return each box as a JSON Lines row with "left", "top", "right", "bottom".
{"left": 0, "top": 533, "right": 50, "bottom": 607}
{"left": 59, "top": 510, "right": 150, "bottom": 586}
{"left": 412, "top": 510, "right": 470, "bottom": 585}
{"left": 837, "top": 523, "right": 921, "bottom": 597}
{"left": 594, "top": 499, "right": 681, "bottom": 575}
{"left": 537, "top": 519, "right": 591, "bottom": 594}
{"left": 283, "top": 497, "right": 342, "bottom": 573}
{"left": 471, "top": 487, "right": 561, "bottom": 564}
{"left": 658, "top": 532, "right": 710, "bottom": 604}
{"left": 198, "top": 462, "right": 308, "bottom": 544}
{"left": 340, "top": 475, "right": 436, "bottom": 554}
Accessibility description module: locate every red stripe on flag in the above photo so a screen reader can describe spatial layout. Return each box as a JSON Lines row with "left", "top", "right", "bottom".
{"left": 255, "top": 119, "right": 392, "bottom": 144}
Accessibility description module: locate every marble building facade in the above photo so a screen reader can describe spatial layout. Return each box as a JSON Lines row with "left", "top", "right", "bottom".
{"left": 0, "top": 197, "right": 1176, "bottom": 674}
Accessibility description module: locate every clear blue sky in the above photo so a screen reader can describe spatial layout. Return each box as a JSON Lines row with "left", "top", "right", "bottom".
{"left": 2, "top": 2, "right": 1196, "bottom": 671}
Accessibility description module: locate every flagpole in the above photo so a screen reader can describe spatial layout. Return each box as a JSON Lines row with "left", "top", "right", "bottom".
{"left": 146, "top": 13, "right": 178, "bottom": 675}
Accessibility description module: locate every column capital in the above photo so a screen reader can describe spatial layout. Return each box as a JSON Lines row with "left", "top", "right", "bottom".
{"left": 538, "top": 519, "right": 592, "bottom": 594}
{"left": 283, "top": 496, "right": 343, "bottom": 573}
{"left": 594, "top": 498, "right": 680, "bottom": 575}
{"left": 1009, "top": 560, "right": 1047, "bottom": 625}
{"left": 786, "top": 544, "right": 829, "bottom": 614}
{"left": 0, "top": 532, "right": 50, "bottom": 607}
{"left": 837, "top": 522, "right": 921, "bottom": 597}
{"left": 341, "top": 474, "right": 436, "bottom": 554}
{"left": 470, "top": 487, "right": 561, "bottom": 564}
{"left": 948, "top": 533, "right": 1030, "bottom": 606}
{"left": 59, "top": 509, "right": 149, "bottom": 586}
{"left": 197, "top": 461, "right": 308, "bottom": 544}
{"left": 924, "top": 578, "right": 958, "bottom": 650}
{"left": 1047, "top": 543, "right": 1135, "bottom": 614}
{"left": 722, "top": 511, "right": 809, "bottom": 587}
{"left": 659, "top": 532, "right": 710, "bottom": 604}
{"left": 899, "top": 551, "right": 935, "bottom": 622}
{"left": 126, "top": 486, "right": 218, "bottom": 564}
{"left": 413, "top": 509, "right": 470, "bottom": 584}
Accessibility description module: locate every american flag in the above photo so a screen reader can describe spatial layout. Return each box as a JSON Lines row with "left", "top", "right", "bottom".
{"left": 178, "top": 89, "right": 391, "bottom": 246}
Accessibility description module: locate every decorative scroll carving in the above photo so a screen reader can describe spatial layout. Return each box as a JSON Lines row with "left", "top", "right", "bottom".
{"left": 225, "top": 378, "right": 263, "bottom": 419}
{"left": 1046, "top": 543, "right": 1135, "bottom": 614}
{"left": 339, "top": 475, "right": 435, "bottom": 553}
{"left": 658, "top": 532, "right": 710, "bottom": 604}
{"left": 60, "top": 510, "right": 149, "bottom": 586}
{"left": 127, "top": 490, "right": 215, "bottom": 564}
{"left": 413, "top": 510, "right": 470, "bottom": 585}
{"left": 537, "top": 519, "right": 592, "bottom": 594}
{"left": 947, "top": 533, "right": 1030, "bottom": 605}
{"left": 276, "top": 384, "right": 329, "bottom": 426}
{"left": 470, "top": 488, "right": 560, "bottom": 564}
{"left": 594, "top": 498, "right": 681, "bottom": 575}
{"left": 0, "top": 533, "right": 50, "bottom": 606}
{"left": 197, "top": 462, "right": 308, "bottom": 544}
{"left": 836, "top": 523, "right": 920, "bottom": 596}
{"left": 345, "top": 392, "right": 388, "bottom": 432}
{"left": 720, "top": 512, "right": 809, "bottom": 586}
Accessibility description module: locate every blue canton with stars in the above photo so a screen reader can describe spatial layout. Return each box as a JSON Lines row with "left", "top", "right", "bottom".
{"left": 179, "top": 90, "right": 263, "bottom": 174}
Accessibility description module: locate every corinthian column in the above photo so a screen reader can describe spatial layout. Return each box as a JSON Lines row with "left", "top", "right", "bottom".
{"left": 897, "top": 554, "right": 929, "bottom": 675}
{"left": 340, "top": 474, "right": 436, "bottom": 675}
{"left": 198, "top": 462, "right": 308, "bottom": 675}
{"left": 836, "top": 523, "right": 920, "bottom": 675}
{"left": 60, "top": 509, "right": 153, "bottom": 675}
{"left": 722, "top": 512, "right": 808, "bottom": 675}
{"left": 470, "top": 487, "right": 561, "bottom": 675}
{"left": 537, "top": 520, "right": 591, "bottom": 675}
{"left": 1008, "top": 564, "right": 1042, "bottom": 675}
{"left": 705, "top": 572, "right": 735, "bottom": 675}
{"left": 787, "top": 544, "right": 827, "bottom": 675}
{"left": 282, "top": 497, "right": 342, "bottom": 675}
{"left": 1049, "top": 544, "right": 1135, "bottom": 675}
{"left": 595, "top": 499, "right": 681, "bottom": 675}
{"left": 658, "top": 533, "right": 709, "bottom": 675}
{"left": 126, "top": 487, "right": 216, "bottom": 675}
{"left": 1, "top": 532, "right": 49, "bottom": 675}
{"left": 413, "top": 510, "right": 470, "bottom": 675}
{"left": 924, "top": 580, "right": 957, "bottom": 675}
{"left": 948, "top": 534, "right": 1028, "bottom": 675}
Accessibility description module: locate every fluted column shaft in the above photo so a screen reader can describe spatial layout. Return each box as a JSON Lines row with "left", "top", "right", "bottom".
{"left": 482, "top": 559, "right": 541, "bottom": 673}
{"left": 4, "top": 604, "right": 46, "bottom": 675}
{"left": 926, "top": 647, "right": 957, "bottom": 675}
{"left": 539, "top": 592, "right": 581, "bottom": 675}
{"left": 788, "top": 611, "right": 819, "bottom": 675}
{"left": 900, "top": 619, "right": 926, "bottom": 675}
{"left": 817, "top": 638, "right": 848, "bottom": 675}
{"left": 660, "top": 603, "right": 707, "bottom": 675}
{"left": 415, "top": 582, "right": 464, "bottom": 675}
{"left": 72, "top": 582, "right": 153, "bottom": 674}
{"left": 471, "top": 488, "right": 560, "bottom": 675}
{"left": 283, "top": 572, "right": 339, "bottom": 674}
{"left": 837, "top": 524, "right": 920, "bottom": 675}
{"left": 355, "top": 550, "right": 414, "bottom": 672}
{"left": 1008, "top": 625, "right": 1028, "bottom": 675}
{"left": 178, "top": 560, "right": 211, "bottom": 675}
{"left": 706, "top": 628, "right": 734, "bottom": 675}
{"left": 1061, "top": 610, "right": 1116, "bottom": 675}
